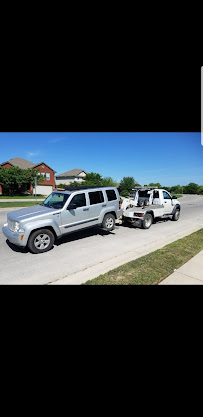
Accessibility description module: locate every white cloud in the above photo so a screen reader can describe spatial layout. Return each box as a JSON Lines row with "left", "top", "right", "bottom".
{"left": 48, "top": 135, "right": 71, "bottom": 144}
{"left": 27, "top": 152, "right": 39, "bottom": 157}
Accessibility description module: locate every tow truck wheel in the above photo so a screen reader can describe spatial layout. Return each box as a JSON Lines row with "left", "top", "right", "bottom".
{"left": 172, "top": 208, "right": 180, "bottom": 221}
{"left": 142, "top": 213, "right": 153, "bottom": 229}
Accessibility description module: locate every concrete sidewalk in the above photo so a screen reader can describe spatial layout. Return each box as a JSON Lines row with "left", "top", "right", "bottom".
{"left": 159, "top": 250, "right": 203, "bottom": 285}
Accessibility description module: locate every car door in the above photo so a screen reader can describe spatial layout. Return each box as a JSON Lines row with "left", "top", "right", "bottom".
{"left": 60, "top": 192, "right": 90, "bottom": 233}
{"left": 87, "top": 190, "right": 106, "bottom": 224}
{"left": 162, "top": 190, "right": 173, "bottom": 214}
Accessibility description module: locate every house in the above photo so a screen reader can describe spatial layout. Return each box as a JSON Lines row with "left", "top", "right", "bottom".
{"left": 0, "top": 157, "right": 56, "bottom": 196}
{"left": 55, "top": 168, "right": 87, "bottom": 186}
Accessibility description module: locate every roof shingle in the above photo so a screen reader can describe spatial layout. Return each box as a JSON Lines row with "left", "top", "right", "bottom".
{"left": 56, "top": 168, "right": 87, "bottom": 177}
{"left": 0, "top": 158, "right": 56, "bottom": 172}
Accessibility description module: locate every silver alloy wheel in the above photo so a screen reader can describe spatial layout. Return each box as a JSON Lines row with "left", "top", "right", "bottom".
{"left": 105, "top": 217, "right": 114, "bottom": 229}
{"left": 176, "top": 210, "right": 180, "bottom": 219}
{"left": 145, "top": 215, "right": 152, "bottom": 228}
{"left": 34, "top": 233, "right": 51, "bottom": 250}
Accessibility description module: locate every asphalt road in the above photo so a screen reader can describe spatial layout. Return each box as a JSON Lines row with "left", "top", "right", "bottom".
{"left": 0, "top": 195, "right": 203, "bottom": 285}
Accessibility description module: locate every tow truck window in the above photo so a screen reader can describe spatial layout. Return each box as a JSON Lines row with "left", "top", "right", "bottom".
{"left": 153, "top": 191, "right": 159, "bottom": 198}
{"left": 163, "top": 191, "right": 171, "bottom": 199}
{"left": 139, "top": 191, "right": 149, "bottom": 198}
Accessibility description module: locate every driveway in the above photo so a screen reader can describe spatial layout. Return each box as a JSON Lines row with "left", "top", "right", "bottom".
{"left": 0, "top": 195, "right": 203, "bottom": 285}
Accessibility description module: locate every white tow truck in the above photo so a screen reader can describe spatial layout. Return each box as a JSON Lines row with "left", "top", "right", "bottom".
{"left": 121, "top": 187, "right": 181, "bottom": 229}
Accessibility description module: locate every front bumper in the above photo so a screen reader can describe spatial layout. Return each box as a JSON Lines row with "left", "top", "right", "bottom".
{"left": 2, "top": 225, "right": 26, "bottom": 247}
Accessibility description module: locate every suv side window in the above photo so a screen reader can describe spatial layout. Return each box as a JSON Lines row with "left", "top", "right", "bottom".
{"left": 106, "top": 190, "right": 117, "bottom": 201}
{"left": 163, "top": 191, "right": 171, "bottom": 200}
{"left": 70, "top": 193, "right": 86, "bottom": 208}
{"left": 89, "top": 191, "right": 104, "bottom": 205}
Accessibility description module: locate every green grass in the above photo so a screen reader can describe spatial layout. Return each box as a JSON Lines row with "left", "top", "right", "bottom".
{"left": 84, "top": 229, "right": 203, "bottom": 285}
{"left": 0, "top": 202, "right": 41, "bottom": 208}
{"left": 0, "top": 195, "right": 45, "bottom": 199}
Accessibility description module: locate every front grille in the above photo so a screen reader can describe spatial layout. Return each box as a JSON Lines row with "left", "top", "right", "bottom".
{"left": 8, "top": 219, "right": 15, "bottom": 231}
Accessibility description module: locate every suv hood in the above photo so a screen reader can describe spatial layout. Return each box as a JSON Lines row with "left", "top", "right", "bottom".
{"left": 7, "top": 205, "right": 59, "bottom": 222}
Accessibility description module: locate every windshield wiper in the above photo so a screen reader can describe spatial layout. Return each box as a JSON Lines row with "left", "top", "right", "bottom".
{"left": 41, "top": 203, "right": 55, "bottom": 209}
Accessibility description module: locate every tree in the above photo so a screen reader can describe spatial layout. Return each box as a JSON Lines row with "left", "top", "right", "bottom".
{"left": 69, "top": 172, "right": 117, "bottom": 188}
{"left": 184, "top": 183, "right": 199, "bottom": 194}
{"left": 119, "top": 177, "right": 137, "bottom": 197}
{"left": 82, "top": 172, "right": 103, "bottom": 186}
{"left": 197, "top": 186, "right": 203, "bottom": 195}
{"left": 0, "top": 166, "right": 44, "bottom": 196}
{"left": 163, "top": 186, "right": 171, "bottom": 192}
{"left": 101, "top": 176, "right": 117, "bottom": 187}
{"left": 148, "top": 182, "right": 162, "bottom": 189}
{"left": 68, "top": 172, "right": 103, "bottom": 187}
{"left": 170, "top": 185, "right": 182, "bottom": 194}
{"left": 56, "top": 183, "right": 67, "bottom": 189}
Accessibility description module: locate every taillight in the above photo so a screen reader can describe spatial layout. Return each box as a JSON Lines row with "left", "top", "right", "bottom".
{"left": 134, "top": 213, "right": 144, "bottom": 217}
{"left": 119, "top": 200, "right": 122, "bottom": 209}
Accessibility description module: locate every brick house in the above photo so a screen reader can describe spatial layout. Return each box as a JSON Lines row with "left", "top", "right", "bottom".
{"left": 0, "top": 157, "right": 56, "bottom": 196}
{"left": 55, "top": 168, "right": 88, "bottom": 186}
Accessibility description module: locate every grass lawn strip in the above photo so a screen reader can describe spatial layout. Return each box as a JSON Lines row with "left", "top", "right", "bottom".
{"left": 84, "top": 228, "right": 203, "bottom": 285}
{"left": 0, "top": 202, "right": 41, "bottom": 208}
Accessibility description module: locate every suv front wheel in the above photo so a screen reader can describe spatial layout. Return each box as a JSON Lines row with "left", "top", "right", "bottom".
{"left": 102, "top": 213, "right": 115, "bottom": 232}
{"left": 28, "top": 228, "right": 55, "bottom": 254}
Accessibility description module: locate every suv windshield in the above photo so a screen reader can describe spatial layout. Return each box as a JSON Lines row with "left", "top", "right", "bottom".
{"left": 42, "top": 192, "right": 70, "bottom": 209}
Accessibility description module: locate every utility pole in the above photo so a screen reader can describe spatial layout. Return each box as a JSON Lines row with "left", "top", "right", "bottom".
{"left": 34, "top": 176, "right": 37, "bottom": 204}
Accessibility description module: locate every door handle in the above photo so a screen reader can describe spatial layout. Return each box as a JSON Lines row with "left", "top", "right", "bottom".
{"left": 102, "top": 204, "right": 107, "bottom": 207}
{"left": 83, "top": 208, "right": 89, "bottom": 211}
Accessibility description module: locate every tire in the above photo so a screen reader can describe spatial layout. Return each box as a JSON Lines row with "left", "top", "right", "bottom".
{"left": 138, "top": 200, "right": 144, "bottom": 207}
{"left": 102, "top": 213, "right": 115, "bottom": 231}
{"left": 172, "top": 208, "right": 180, "bottom": 221}
{"left": 142, "top": 213, "right": 153, "bottom": 229}
{"left": 27, "top": 228, "right": 55, "bottom": 254}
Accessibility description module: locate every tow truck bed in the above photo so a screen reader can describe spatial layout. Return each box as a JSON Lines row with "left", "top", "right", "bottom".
{"left": 124, "top": 204, "right": 164, "bottom": 218}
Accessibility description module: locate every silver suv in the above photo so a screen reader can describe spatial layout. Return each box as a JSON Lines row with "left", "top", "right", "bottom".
{"left": 2, "top": 186, "right": 122, "bottom": 254}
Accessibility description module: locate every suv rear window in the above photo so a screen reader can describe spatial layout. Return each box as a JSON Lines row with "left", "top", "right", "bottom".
{"left": 106, "top": 190, "right": 117, "bottom": 201}
{"left": 89, "top": 191, "right": 104, "bottom": 205}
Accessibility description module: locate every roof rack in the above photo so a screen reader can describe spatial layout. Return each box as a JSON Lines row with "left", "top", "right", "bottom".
{"left": 64, "top": 185, "right": 115, "bottom": 191}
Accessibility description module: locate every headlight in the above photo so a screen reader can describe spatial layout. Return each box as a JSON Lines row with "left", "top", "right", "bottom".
{"left": 14, "top": 221, "right": 20, "bottom": 232}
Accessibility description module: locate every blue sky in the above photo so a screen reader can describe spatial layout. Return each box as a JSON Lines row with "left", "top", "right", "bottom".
{"left": 0, "top": 132, "right": 202, "bottom": 186}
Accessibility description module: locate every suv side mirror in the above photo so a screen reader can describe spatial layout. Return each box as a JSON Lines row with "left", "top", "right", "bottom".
{"left": 172, "top": 195, "right": 177, "bottom": 199}
{"left": 67, "top": 203, "right": 77, "bottom": 210}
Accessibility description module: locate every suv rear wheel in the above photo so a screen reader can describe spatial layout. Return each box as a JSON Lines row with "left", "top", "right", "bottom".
{"left": 102, "top": 213, "right": 115, "bottom": 232}
{"left": 28, "top": 228, "right": 55, "bottom": 254}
